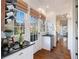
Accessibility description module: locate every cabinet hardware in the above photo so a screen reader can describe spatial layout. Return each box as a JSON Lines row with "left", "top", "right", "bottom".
{"left": 76, "top": 53, "right": 78, "bottom": 55}
{"left": 76, "top": 37, "right": 78, "bottom": 40}
{"left": 76, "top": 5, "right": 78, "bottom": 8}
{"left": 19, "top": 52, "right": 23, "bottom": 55}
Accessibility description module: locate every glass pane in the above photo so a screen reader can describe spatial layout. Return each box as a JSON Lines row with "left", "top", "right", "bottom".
{"left": 29, "top": 16, "right": 38, "bottom": 42}
{"left": 14, "top": 10, "right": 25, "bottom": 41}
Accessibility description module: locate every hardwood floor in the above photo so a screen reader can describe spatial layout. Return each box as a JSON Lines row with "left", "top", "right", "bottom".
{"left": 34, "top": 39, "right": 71, "bottom": 59}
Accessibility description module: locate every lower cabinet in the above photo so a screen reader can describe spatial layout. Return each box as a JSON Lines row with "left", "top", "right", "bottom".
{"left": 3, "top": 45, "right": 33, "bottom": 59}
{"left": 42, "top": 36, "right": 53, "bottom": 51}
{"left": 33, "top": 39, "right": 42, "bottom": 54}
{"left": 33, "top": 41, "right": 39, "bottom": 54}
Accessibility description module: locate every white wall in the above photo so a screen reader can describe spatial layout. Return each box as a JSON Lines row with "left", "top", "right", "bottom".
{"left": 68, "top": 0, "right": 76, "bottom": 59}
{"left": 68, "top": 17, "right": 75, "bottom": 59}
{"left": 46, "top": 12, "right": 56, "bottom": 47}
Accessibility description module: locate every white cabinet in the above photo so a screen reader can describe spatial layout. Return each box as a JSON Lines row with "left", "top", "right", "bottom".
{"left": 33, "top": 41, "right": 38, "bottom": 54}
{"left": 42, "top": 36, "right": 53, "bottom": 51}
{"left": 33, "top": 36, "right": 42, "bottom": 54}
{"left": 33, "top": 40, "right": 41, "bottom": 54}
{"left": 3, "top": 52, "right": 18, "bottom": 59}
{"left": 3, "top": 45, "right": 33, "bottom": 59}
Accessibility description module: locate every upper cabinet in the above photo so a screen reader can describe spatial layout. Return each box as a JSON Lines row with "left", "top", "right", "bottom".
{"left": 29, "top": 16, "right": 38, "bottom": 42}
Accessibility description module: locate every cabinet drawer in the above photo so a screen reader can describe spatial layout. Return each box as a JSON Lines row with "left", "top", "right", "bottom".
{"left": 19, "top": 45, "right": 33, "bottom": 55}
{"left": 3, "top": 45, "right": 33, "bottom": 59}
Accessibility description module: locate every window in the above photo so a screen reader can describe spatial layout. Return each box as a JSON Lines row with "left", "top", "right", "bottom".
{"left": 14, "top": 10, "right": 25, "bottom": 41}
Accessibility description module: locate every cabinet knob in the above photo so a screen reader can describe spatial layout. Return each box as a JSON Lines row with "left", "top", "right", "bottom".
{"left": 19, "top": 52, "right": 23, "bottom": 55}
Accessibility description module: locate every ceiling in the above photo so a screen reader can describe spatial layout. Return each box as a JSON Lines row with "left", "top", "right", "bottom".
{"left": 23, "top": 0, "right": 72, "bottom": 15}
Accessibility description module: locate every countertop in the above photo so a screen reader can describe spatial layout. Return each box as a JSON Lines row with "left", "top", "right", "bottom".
{"left": 1, "top": 43, "right": 35, "bottom": 59}
{"left": 42, "top": 34, "right": 54, "bottom": 37}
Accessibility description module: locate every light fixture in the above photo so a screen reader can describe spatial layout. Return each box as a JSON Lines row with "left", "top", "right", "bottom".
{"left": 66, "top": 13, "right": 72, "bottom": 19}
{"left": 46, "top": 5, "right": 49, "bottom": 9}
{"left": 45, "top": 5, "right": 49, "bottom": 33}
{"left": 46, "top": 5, "right": 49, "bottom": 17}
{"left": 37, "top": 8, "right": 46, "bottom": 15}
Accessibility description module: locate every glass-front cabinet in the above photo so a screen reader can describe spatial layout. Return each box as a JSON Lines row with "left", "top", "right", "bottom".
{"left": 29, "top": 16, "right": 45, "bottom": 42}
{"left": 29, "top": 16, "right": 38, "bottom": 42}
{"left": 4, "top": 9, "right": 25, "bottom": 41}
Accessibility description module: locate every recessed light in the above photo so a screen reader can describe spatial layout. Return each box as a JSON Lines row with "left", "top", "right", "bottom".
{"left": 46, "top": 5, "right": 49, "bottom": 9}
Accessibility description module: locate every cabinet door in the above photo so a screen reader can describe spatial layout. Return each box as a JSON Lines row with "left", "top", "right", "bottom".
{"left": 18, "top": 53, "right": 33, "bottom": 59}
{"left": 42, "top": 36, "right": 51, "bottom": 51}
{"left": 18, "top": 46, "right": 33, "bottom": 59}
{"left": 3, "top": 53, "right": 19, "bottom": 59}
{"left": 33, "top": 41, "right": 37, "bottom": 54}
{"left": 33, "top": 40, "right": 41, "bottom": 54}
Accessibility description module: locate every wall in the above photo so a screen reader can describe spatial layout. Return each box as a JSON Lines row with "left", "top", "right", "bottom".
{"left": 68, "top": 0, "right": 76, "bottom": 59}
{"left": 46, "top": 12, "right": 56, "bottom": 34}
{"left": 56, "top": 16, "right": 61, "bottom": 34}
{"left": 68, "top": 17, "right": 76, "bottom": 59}
{"left": 46, "top": 12, "right": 56, "bottom": 47}
{"left": 75, "top": 0, "right": 78, "bottom": 59}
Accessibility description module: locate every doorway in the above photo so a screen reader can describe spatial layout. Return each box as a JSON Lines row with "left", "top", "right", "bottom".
{"left": 56, "top": 14, "right": 68, "bottom": 48}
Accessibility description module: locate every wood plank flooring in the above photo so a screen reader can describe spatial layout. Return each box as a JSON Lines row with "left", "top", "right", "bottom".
{"left": 34, "top": 39, "right": 71, "bottom": 59}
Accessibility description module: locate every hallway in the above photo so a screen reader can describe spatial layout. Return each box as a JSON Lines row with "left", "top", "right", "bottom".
{"left": 34, "top": 39, "right": 71, "bottom": 59}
